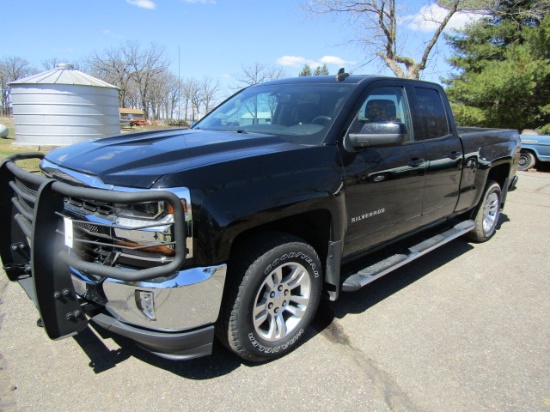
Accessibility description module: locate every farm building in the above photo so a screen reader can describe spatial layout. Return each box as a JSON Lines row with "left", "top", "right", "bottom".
{"left": 9, "top": 64, "right": 120, "bottom": 145}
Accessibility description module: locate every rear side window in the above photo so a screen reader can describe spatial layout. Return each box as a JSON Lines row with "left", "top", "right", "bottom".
{"left": 414, "top": 87, "right": 450, "bottom": 140}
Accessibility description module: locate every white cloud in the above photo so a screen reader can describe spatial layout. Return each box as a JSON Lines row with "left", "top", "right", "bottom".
{"left": 276, "top": 56, "right": 308, "bottom": 67}
{"left": 404, "top": 4, "right": 483, "bottom": 32}
{"left": 126, "top": 0, "right": 156, "bottom": 9}
{"left": 320, "top": 56, "right": 346, "bottom": 65}
{"left": 277, "top": 55, "right": 356, "bottom": 69}
{"left": 320, "top": 55, "right": 357, "bottom": 66}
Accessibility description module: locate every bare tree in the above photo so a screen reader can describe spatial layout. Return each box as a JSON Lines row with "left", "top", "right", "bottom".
{"left": 200, "top": 76, "right": 222, "bottom": 115}
{"left": 185, "top": 79, "right": 202, "bottom": 122}
{"left": 147, "top": 72, "right": 170, "bottom": 121}
{"left": 87, "top": 45, "right": 135, "bottom": 106}
{"left": 86, "top": 41, "right": 170, "bottom": 119}
{"left": 233, "top": 62, "right": 286, "bottom": 88}
{"left": 160, "top": 73, "right": 181, "bottom": 121}
{"left": 303, "top": 0, "right": 494, "bottom": 79}
{"left": 128, "top": 42, "right": 170, "bottom": 120}
{"left": 41, "top": 58, "right": 84, "bottom": 71}
{"left": 0, "top": 56, "right": 37, "bottom": 116}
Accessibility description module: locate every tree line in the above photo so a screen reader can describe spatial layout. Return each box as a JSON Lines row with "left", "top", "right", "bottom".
{"left": 0, "top": 42, "right": 226, "bottom": 122}
{"left": 2, "top": 1, "right": 549, "bottom": 132}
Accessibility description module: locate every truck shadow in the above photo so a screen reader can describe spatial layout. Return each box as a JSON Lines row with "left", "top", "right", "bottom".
{"left": 312, "top": 239, "right": 474, "bottom": 335}
{"left": 72, "top": 214, "right": 509, "bottom": 378}
{"left": 72, "top": 321, "right": 242, "bottom": 378}
{"left": 312, "top": 212, "right": 510, "bottom": 338}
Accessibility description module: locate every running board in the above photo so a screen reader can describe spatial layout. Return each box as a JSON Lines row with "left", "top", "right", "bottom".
{"left": 341, "top": 220, "right": 476, "bottom": 292}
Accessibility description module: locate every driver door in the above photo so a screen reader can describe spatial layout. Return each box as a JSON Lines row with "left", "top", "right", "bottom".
{"left": 341, "top": 83, "right": 426, "bottom": 257}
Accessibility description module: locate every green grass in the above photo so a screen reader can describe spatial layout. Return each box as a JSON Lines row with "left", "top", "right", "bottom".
{"left": 0, "top": 116, "right": 48, "bottom": 171}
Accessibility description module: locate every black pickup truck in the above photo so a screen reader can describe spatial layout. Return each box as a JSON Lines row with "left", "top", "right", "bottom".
{"left": 0, "top": 73, "right": 520, "bottom": 363}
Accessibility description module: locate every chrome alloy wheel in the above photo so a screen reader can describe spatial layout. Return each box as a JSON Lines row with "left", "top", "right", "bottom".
{"left": 252, "top": 262, "right": 312, "bottom": 342}
{"left": 482, "top": 191, "right": 500, "bottom": 235}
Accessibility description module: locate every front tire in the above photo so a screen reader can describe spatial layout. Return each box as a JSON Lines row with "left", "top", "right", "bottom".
{"left": 468, "top": 180, "right": 501, "bottom": 242}
{"left": 216, "top": 233, "right": 322, "bottom": 362}
{"left": 518, "top": 151, "right": 536, "bottom": 171}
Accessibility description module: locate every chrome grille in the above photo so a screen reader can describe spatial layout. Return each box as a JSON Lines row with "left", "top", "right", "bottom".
{"left": 3, "top": 156, "right": 188, "bottom": 282}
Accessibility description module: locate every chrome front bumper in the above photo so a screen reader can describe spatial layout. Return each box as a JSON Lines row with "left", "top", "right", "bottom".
{"left": 72, "top": 264, "right": 227, "bottom": 331}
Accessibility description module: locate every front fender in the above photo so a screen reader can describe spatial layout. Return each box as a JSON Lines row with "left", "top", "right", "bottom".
{"left": 192, "top": 146, "right": 345, "bottom": 264}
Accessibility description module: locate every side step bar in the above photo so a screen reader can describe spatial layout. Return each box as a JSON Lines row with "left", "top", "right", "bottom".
{"left": 342, "top": 220, "right": 476, "bottom": 292}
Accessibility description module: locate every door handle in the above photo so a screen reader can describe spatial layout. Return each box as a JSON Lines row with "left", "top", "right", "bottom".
{"left": 449, "top": 151, "right": 461, "bottom": 160}
{"left": 408, "top": 158, "right": 425, "bottom": 168}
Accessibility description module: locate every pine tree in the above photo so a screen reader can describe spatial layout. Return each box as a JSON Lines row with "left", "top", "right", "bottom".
{"left": 314, "top": 64, "right": 329, "bottom": 75}
{"left": 299, "top": 64, "right": 312, "bottom": 76}
{"left": 444, "top": 9, "right": 550, "bottom": 132}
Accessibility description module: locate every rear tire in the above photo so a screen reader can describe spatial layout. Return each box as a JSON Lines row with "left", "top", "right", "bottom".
{"left": 216, "top": 233, "right": 322, "bottom": 363}
{"left": 468, "top": 180, "right": 501, "bottom": 242}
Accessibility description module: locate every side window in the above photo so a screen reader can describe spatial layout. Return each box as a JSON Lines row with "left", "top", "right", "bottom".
{"left": 414, "top": 87, "right": 450, "bottom": 140}
{"left": 350, "top": 86, "right": 413, "bottom": 142}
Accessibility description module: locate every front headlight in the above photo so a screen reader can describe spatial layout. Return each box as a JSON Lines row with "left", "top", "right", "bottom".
{"left": 113, "top": 202, "right": 176, "bottom": 258}
{"left": 115, "top": 201, "right": 167, "bottom": 220}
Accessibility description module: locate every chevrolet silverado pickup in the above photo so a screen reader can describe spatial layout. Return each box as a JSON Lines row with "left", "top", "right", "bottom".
{"left": 0, "top": 72, "right": 520, "bottom": 363}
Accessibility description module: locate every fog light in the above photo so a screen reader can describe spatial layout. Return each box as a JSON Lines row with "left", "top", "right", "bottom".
{"left": 136, "top": 290, "right": 156, "bottom": 320}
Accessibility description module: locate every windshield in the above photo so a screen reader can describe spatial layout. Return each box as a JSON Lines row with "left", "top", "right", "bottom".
{"left": 194, "top": 83, "right": 353, "bottom": 145}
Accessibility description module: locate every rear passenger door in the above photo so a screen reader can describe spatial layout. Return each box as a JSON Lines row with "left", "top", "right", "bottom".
{"left": 411, "top": 86, "right": 463, "bottom": 225}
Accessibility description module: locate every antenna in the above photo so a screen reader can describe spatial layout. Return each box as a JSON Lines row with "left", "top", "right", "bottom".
{"left": 335, "top": 68, "right": 350, "bottom": 81}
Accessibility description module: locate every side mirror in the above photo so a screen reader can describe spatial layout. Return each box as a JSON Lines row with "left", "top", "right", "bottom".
{"left": 348, "top": 122, "right": 407, "bottom": 148}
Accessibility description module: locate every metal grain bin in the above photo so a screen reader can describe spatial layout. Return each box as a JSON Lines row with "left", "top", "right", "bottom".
{"left": 9, "top": 64, "right": 120, "bottom": 146}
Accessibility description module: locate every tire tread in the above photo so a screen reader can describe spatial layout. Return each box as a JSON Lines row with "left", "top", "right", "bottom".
{"left": 216, "top": 232, "right": 318, "bottom": 362}
{"left": 467, "top": 180, "right": 501, "bottom": 243}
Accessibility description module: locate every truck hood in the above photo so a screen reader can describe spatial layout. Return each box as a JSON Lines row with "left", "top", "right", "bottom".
{"left": 44, "top": 129, "right": 303, "bottom": 188}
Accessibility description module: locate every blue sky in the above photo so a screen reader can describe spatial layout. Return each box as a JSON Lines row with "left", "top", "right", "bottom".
{"left": 4, "top": 0, "right": 481, "bottom": 92}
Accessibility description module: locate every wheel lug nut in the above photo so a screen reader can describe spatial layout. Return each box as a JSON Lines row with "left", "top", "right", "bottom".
{"left": 284, "top": 290, "right": 289, "bottom": 296}
{"left": 268, "top": 303, "right": 273, "bottom": 309}
{"left": 270, "top": 292, "right": 275, "bottom": 298}
{"left": 274, "top": 308, "right": 279, "bottom": 314}
{"left": 278, "top": 285, "right": 283, "bottom": 291}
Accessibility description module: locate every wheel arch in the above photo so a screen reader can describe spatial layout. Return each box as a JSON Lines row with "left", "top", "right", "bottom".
{"left": 227, "top": 209, "right": 333, "bottom": 272}
{"left": 520, "top": 147, "right": 538, "bottom": 158}
{"left": 487, "top": 163, "right": 510, "bottom": 196}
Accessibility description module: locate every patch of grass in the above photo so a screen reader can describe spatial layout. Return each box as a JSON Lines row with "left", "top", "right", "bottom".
{"left": 1, "top": 116, "right": 54, "bottom": 171}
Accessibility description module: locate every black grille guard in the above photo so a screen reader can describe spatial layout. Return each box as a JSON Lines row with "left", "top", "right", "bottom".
{"left": 0, "top": 153, "right": 187, "bottom": 340}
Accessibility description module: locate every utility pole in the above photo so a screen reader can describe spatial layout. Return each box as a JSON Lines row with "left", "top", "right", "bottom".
{"left": 178, "top": 45, "right": 181, "bottom": 122}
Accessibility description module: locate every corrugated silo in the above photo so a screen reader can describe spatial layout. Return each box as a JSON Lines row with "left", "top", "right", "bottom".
{"left": 9, "top": 64, "right": 120, "bottom": 145}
